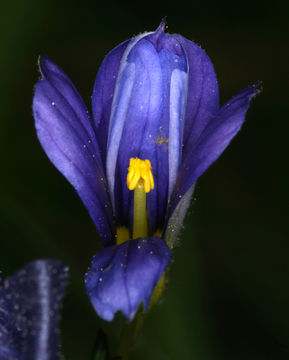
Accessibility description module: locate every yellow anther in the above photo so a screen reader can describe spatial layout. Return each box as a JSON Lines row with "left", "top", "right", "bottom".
{"left": 127, "top": 158, "right": 154, "bottom": 193}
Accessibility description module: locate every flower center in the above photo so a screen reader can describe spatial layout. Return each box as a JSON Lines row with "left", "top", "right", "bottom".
{"left": 127, "top": 158, "right": 154, "bottom": 239}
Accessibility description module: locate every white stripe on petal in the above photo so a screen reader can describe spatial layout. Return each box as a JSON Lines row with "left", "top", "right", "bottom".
{"left": 106, "top": 62, "right": 135, "bottom": 207}
{"left": 168, "top": 69, "right": 188, "bottom": 198}
{"left": 106, "top": 32, "right": 154, "bottom": 210}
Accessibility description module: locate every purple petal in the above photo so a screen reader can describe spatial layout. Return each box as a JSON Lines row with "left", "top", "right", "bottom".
{"left": 105, "top": 38, "right": 164, "bottom": 230}
{"left": 96, "top": 32, "right": 155, "bottom": 207}
{"left": 0, "top": 282, "right": 22, "bottom": 360}
{"left": 172, "top": 34, "right": 220, "bottom": 160}
{"left": 2, "top": 260, "right": 68, "bottom": 360}
{"left": 85, "top": 237, "right": 172, "bottom": 322}
{"left": 165, "top": 183, "right": 195, "bottom": 248}
{"left": 33, "top": 57, "right": 114, "bottom": 245}
{"left": 146, "top": 47, "right": 187, "bottom": 234}
{"left": 92, "top": 40, "right": 130, "bottom": 164}
{"left": 168, "top": 83, "right": 261, "bottom": 218}
{"left": 94, "top": 28, "right": 156, "bottom": 148}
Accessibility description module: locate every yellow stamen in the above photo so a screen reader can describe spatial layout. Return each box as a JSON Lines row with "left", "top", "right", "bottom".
{"left": 127, "top": 158, "right": 154, "bottom": 238}
{"left": 127, "top": 158, "right": 154, "bottom": 193}
{"left": 126, "top": 159, "right": 166, "bottom": 312}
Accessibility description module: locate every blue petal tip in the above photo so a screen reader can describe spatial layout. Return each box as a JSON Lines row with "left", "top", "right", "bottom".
{"left": 155, "top": 18, "right": 167, "bottom": 34}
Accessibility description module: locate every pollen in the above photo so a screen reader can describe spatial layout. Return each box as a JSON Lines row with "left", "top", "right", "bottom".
{"left": 127, "top": 158, "right": 154, "bottom": 193}
{"left": 156, "top": 135, "right": 169, "bottom": 145}
{"left": 155, "top": 126, "right": 169, "bottom": 147}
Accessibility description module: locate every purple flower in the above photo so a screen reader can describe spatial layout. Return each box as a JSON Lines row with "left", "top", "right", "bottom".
{"left": 33, "top": 20, "right": 260, "bottom": 322}
{"left": 0, "top": 260, "right": 68, "bottom": 359}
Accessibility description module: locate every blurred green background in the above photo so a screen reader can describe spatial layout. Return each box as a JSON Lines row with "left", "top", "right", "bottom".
{"left": 0, "top": 0, "right": 288, "bottom": 359}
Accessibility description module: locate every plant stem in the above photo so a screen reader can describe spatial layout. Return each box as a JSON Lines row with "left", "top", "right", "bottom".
{"left": 117, "top": 312, "right": 144, "bottom": 360}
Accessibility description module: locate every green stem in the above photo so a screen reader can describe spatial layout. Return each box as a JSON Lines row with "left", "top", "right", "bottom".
{"left": 117, "top": 312, "right": 145, "bottom": 360}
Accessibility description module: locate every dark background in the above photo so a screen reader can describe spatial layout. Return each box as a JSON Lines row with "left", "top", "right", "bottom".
{"left": 0, "top": 0, "right": 288, "bottom": 359}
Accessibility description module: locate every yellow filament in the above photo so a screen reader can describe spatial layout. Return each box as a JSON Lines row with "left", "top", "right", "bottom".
{"left": 116, "top": 226, "right": 130, "bottom": 245}
{"left": 127, "top": 158, "right": 154, "bottom": 193}
{"left": 132, "top": 179, "right": 148, "bottom": 238}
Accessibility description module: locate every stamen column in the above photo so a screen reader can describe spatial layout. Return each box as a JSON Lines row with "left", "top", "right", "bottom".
{"left": 127, "top": 158, "right": 154, "bottom": 239}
